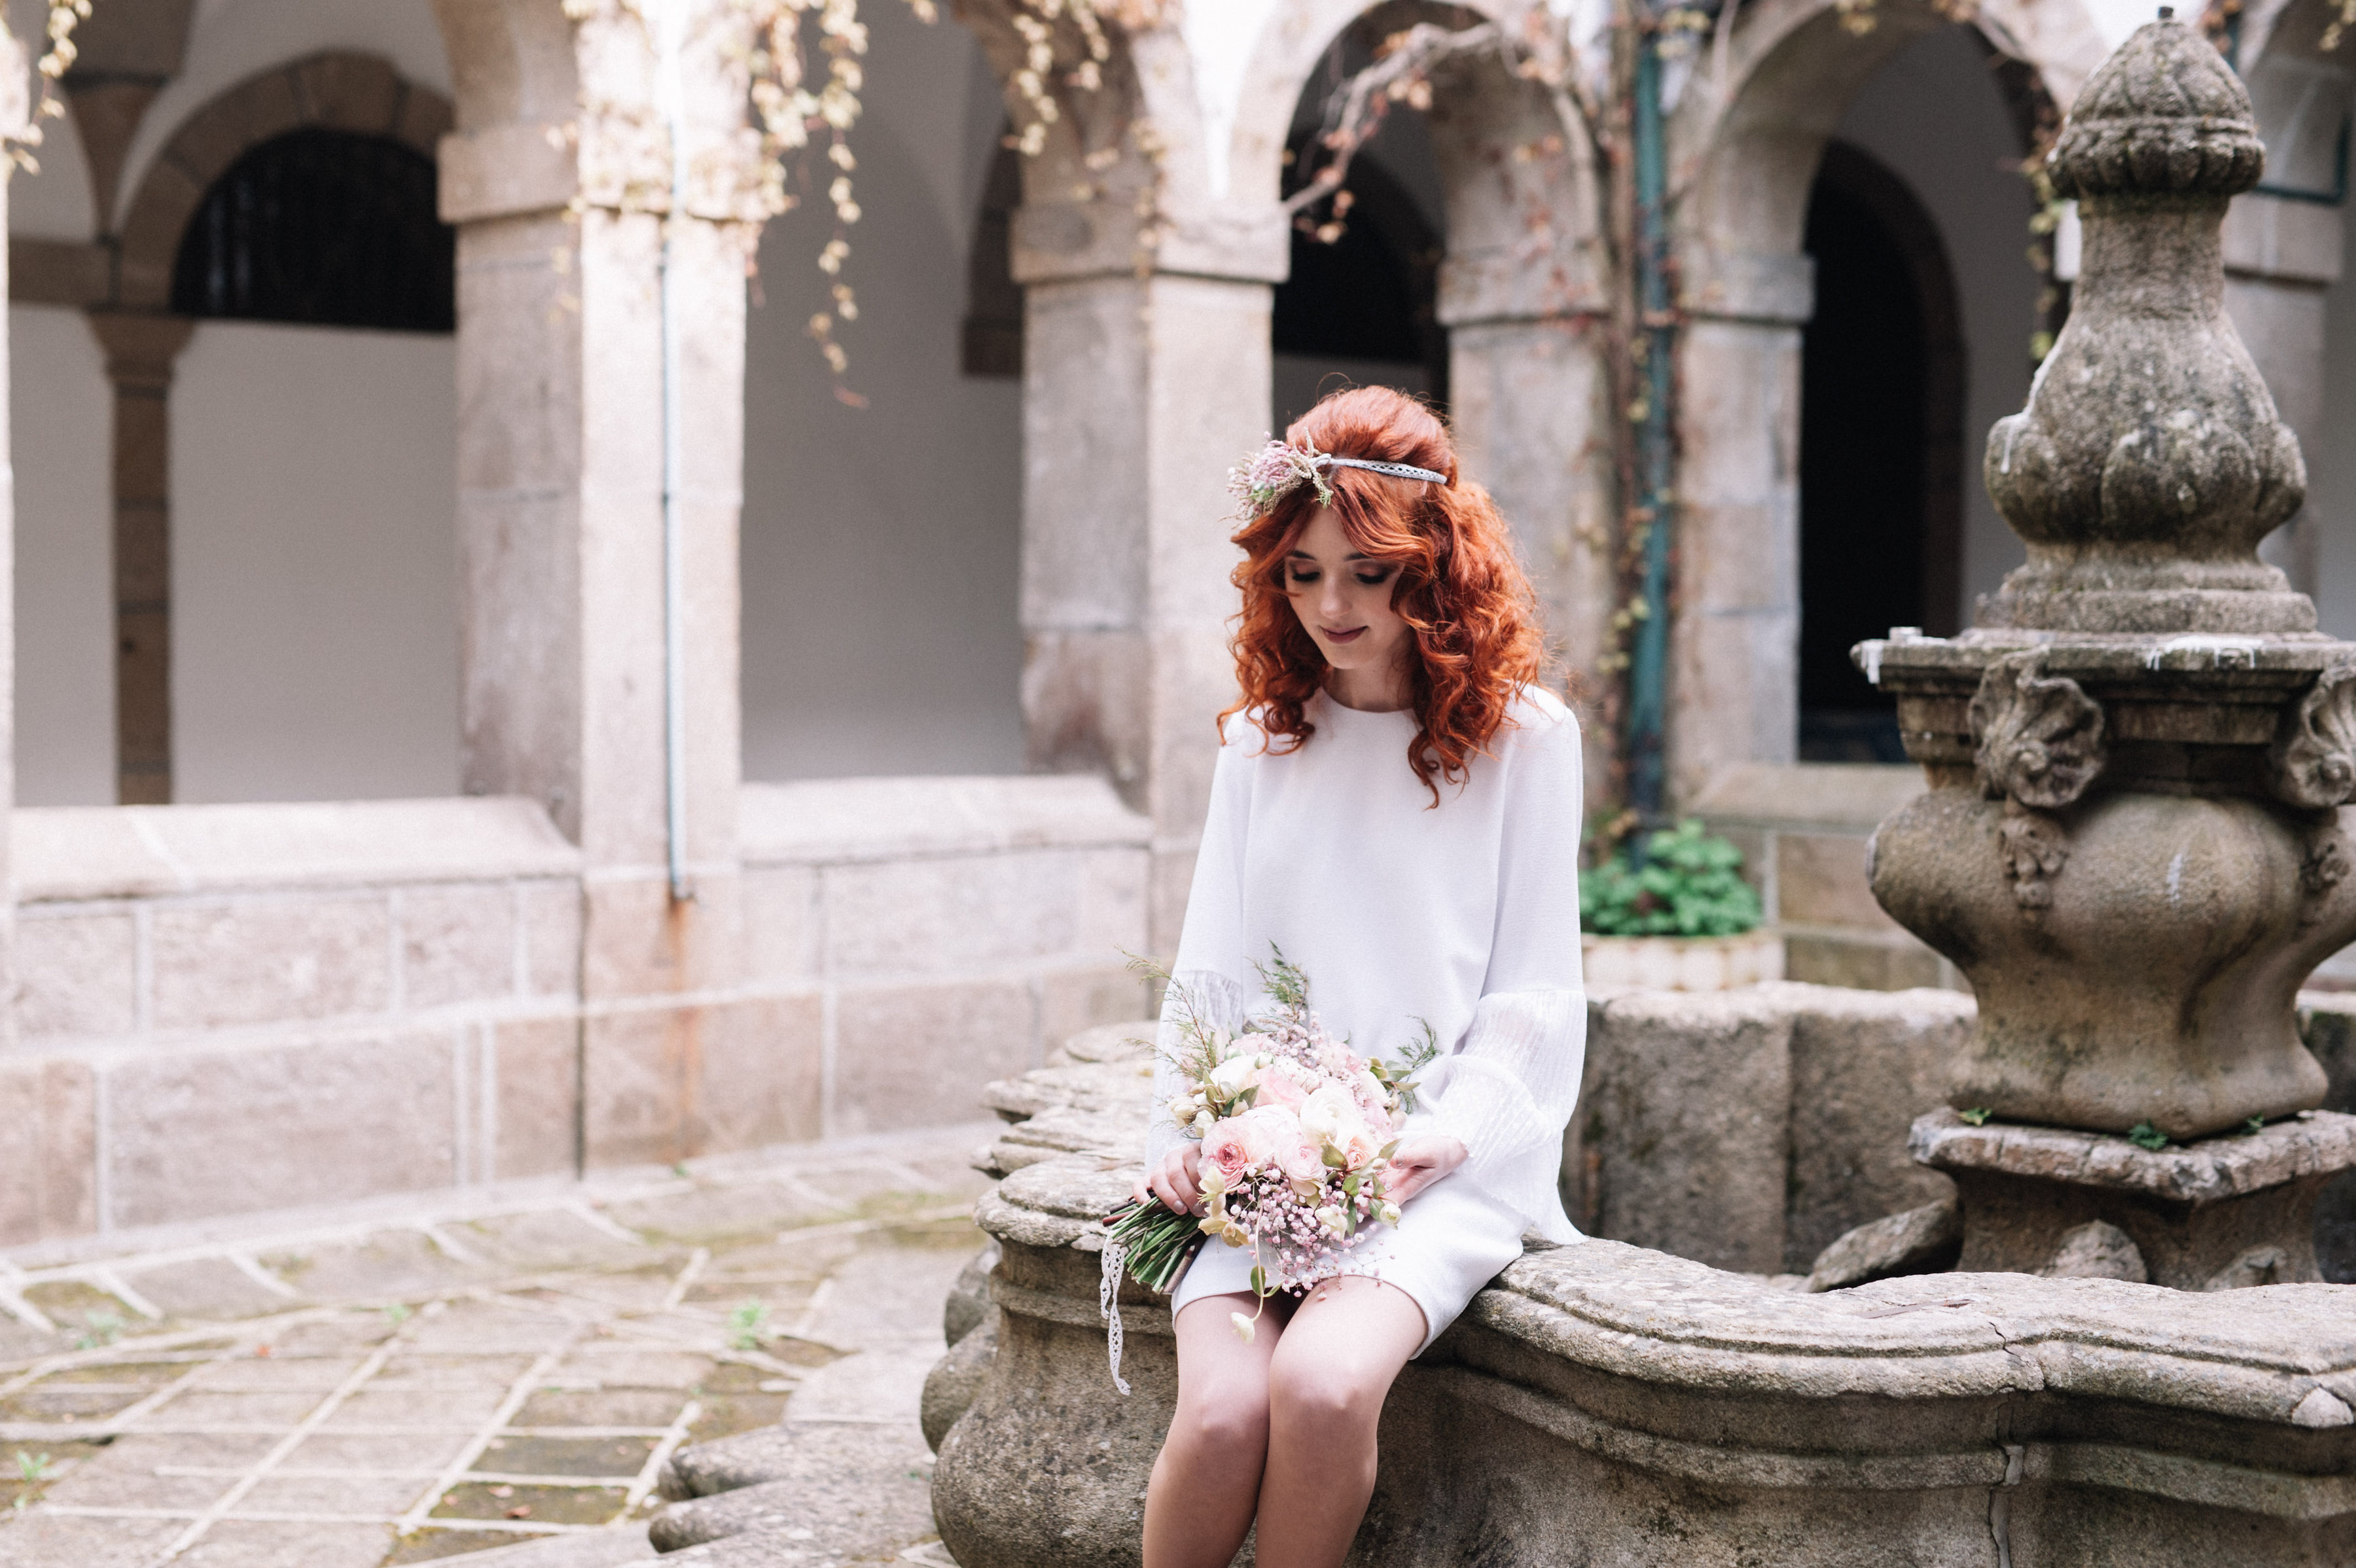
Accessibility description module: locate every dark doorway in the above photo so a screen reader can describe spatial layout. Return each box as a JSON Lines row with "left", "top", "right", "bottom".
{"left": 1273, "top": 116, "right": 1448, "bottom": 427}
{"left": 1797, "top": 141, "right": 1964, "bottom": 761}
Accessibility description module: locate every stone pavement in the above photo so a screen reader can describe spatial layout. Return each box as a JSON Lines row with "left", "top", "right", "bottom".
{"left": 0, "top": 1129, "right": 997, "bottom": 1567}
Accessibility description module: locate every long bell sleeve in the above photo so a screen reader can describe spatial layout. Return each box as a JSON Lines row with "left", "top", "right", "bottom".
{"left": 1144, "top": 732, "right": 1258, "bottom": 1173}
{"left": 1415, "top": 704, "right": 1588, "bottom": 1243}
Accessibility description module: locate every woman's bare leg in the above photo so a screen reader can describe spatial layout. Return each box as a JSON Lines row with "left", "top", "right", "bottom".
{"left": 1251, "top": 1276, "right": 1427, "bottom": 1568}
{"left": 1143, "top": 1292, "right": 1285, "bottom": 1568}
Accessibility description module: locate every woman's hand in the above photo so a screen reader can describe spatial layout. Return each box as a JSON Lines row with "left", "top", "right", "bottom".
{"left": 1134, "top": 1143, "right": 1206, "bottom": 1216}
{"left": 1379, "top": 1135, "right": 1467, "bottom": 1207}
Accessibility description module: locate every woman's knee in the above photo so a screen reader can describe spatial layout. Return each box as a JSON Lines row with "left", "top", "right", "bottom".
{"left": 1169, "top": 1378, "right": 1271, "bottom": 1456}
{"left": 1265, "top": 1353, "right": 1385, "bottom": 1436}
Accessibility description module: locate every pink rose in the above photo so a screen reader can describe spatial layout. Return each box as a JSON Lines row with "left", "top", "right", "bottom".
{"left": 1257, "top": 1068, "right": 1308, "bottom": 1111}
{"left": 1202, "top": 1118, "right": 1261, "bottom": 1185}
{"left": 1247, "top": 1106, "right": 1325, "bottom": 1183}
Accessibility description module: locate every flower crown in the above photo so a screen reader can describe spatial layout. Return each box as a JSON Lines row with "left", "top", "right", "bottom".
{"left": 1225, "top": 438, "right": 1450, "bottom": 520}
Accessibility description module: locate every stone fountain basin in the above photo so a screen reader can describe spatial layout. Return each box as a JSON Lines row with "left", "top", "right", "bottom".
{"left": 935, "top": 1141, "right": 2356, "bottom": 1567}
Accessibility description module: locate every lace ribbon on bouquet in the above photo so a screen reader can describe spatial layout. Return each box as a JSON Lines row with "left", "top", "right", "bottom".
{"left": 1099, "top": 1236, "right": 1132, "bottom": 1397}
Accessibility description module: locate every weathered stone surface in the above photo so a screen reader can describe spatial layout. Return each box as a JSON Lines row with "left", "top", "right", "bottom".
{"left": 1579, "top": 989, "right": 1793, "bottom": 1274}
{"left": 1781, "top": 984, "right": 1970, "bottom": 1270}
{"left": 1982, "top": 20, "right": 2304, "bottom": 632}
{"left": 14, "top": 910, "right": 137, "bottom": 1039}
{"left": 1861, "top": 17, "right": 2356, "bottom": 1155}
{"left": 1872, "top": 787, "right": 2347, "bottom": 1138}
{"left": 2041, "top": 1220, "right": 2146, "bottom": 1282}
{"left": 1046, "top": 1018, "right": 1156, "bottom": 1066}
{"left": 937, "top": 1144, "right": 2356, "bottom": 1568}
{"left": 427, "top": 1528, "right": 657, "bottom": 1566}
{"left": 651, "top": 1425, "right": 935, "bottom": 1554}
{"left": 1915, "top": 1107, "right": 2356, "bottom": 1288}
{"left": 921, "top": 1311, "right": 997, "bottom": 1452}
{"left": 943, "top": 1241, "right": 1000, "bottom": 1347}
{"left": 1804, "top": 1197, "right": 1962, "bottom": 1292}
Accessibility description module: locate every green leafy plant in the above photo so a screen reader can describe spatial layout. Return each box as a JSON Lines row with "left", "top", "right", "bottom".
{"left": 2126, "top": 1122, "right": 2169, "bottom": 1152}
{"left": 1958, "top": 1107, "right": 1993, "bottom": 1127}
{"left": 12, "top": 1451, "right": 56, "bottom": 1514}
{"left": 727, "top": 1300, "right": 772, "bottom": 1351}
{"left": 1580, "top": 821, "right": 1764, "bottom": 939}
{"left": 2244, "top": 1114, "right": 2267, "bottom": 1135}
{"left": 72, "top": 1310, "right": 124, "bottom": 1351}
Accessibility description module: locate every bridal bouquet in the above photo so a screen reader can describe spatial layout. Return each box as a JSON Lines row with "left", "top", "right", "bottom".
{"left": 1097, "top": 950, "right": 1435, "bottom": 1389}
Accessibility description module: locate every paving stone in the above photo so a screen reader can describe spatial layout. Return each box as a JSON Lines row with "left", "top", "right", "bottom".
{"left": 418, "top": 1527, "right": 658, "bottom": 1565}
{"left": 120, "top": 1256, "right": 305, "bottom": 1319}
{"left": 459, "top": 1211, "right": 657, "bottom": 1272}
{"left": 177, "top": 1517, "right": 397, "bottom": 1567}
{"left": 243, "top": 1470, "right": 431, "bottom": 1514}
{"left": 0, "top": 1128, "right": 982, "bottom": 1568}
{"left": 287, "top": 1429, "right": 475, "bottom": 1470}
{"left": 0, "top": 1509, "right": 185, "bottom": 1567}
{"left": 603, "top": 1183, "right": 834, "bottom": 1243}
{"left": 265, "top": 1232, "right": 494, "bottom": 1303}
{"left": 39, "top": 1431, "right": 264, "bottom": 1509}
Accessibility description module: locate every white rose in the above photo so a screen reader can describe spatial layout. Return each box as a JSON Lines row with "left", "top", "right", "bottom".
{"left": 1209, "top": 1055, "right": 1261, "bottom": 1099}
{"left": 1298, "top": 1083, "right": 1357, "bottom": 1144}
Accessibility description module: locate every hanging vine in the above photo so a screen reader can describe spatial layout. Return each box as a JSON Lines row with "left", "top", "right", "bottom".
{"left": 5, "top": 0, "right": 93, "bottom": 177}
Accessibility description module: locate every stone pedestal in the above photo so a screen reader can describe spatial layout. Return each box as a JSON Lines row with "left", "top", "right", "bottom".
{"left": 1912, "top": 1106, "right": 2356, "bottom": 1289}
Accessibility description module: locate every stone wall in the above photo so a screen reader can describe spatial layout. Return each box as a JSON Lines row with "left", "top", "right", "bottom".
{"left": 1691, "top": 761, "right": 1965, "bottom": 992}
{"left": 0, "top": 775, "right": 1150, "bottom": 1252}
{"left": 1572, "top": 982, "right": 2356, "bottom": 1281}
{"left": 1567, "top": 982, "right": 1972, "bottom": 1277}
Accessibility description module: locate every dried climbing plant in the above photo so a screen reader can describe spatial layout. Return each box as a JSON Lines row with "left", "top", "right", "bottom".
{"left": 4, "top": 1, "right": 92, "bottom": 177}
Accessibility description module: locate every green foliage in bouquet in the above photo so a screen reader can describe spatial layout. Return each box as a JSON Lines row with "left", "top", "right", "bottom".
{"left": 1580, "top": 819, "right": 1763, "bottom": 938}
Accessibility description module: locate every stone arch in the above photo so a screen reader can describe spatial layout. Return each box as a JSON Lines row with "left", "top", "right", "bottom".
{"left": 115, "top": 53, "right": 453, "bottom": 313}
{"left": 1658, "top": 0, "right": 2096, "bottom": 802}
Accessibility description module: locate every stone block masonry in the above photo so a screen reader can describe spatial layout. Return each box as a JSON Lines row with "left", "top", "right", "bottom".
{"left": 6, "top": 776, "right": 1152, "bottom": 1249}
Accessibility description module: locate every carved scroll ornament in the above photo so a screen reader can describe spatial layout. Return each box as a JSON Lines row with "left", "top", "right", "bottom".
{"left": 2270, "top": 662, "right": 2356, "bottom": 811}
{"left": 1971, "top": 652, "right": 2108, "bottom": 810}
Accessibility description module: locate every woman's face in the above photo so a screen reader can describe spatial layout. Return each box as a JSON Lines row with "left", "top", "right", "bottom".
{"left": 1284, "top": 507, "right": 1412, "bottom": 709}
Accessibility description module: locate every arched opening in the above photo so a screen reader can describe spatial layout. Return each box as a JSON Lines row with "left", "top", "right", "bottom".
{"left": 171, "top": 128, "right": 454, "bottom": 332}
{"left": 1274, "top": 31, "right": 1448, "bottom": 429}
{"left": 1796, "top": 139, "right": 1964, "bottom": 760}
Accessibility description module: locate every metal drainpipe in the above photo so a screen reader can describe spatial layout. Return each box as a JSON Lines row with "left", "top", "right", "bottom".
{"left": 1624, "top": 16, "right": 1677, "bottom": 847}
{"left": 656, "top": 0, "right": 692, "bottom": 902}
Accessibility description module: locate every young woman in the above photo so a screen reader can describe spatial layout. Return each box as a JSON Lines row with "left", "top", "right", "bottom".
{"left": 1132, "top": 385, "right": 1586, "bottom": 1567}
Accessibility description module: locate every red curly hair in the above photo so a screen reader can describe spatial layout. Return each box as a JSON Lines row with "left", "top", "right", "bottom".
{"left": 1220, "top": 386, "right": 1552, "bottom": 802}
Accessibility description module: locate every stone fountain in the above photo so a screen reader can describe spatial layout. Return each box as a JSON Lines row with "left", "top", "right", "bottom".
{"left": 923, "top": 21, "right": 2356, "bottom": 1567}
{"left": 1861, "top": 14, "right": 2356, "bottom": 1287}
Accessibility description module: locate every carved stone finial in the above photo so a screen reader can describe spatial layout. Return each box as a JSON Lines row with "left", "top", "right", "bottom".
{"left": 1980, "top": 18, "right": 2310, "bottom": 635}
{"left": 2046, "top": 22, "right": 2264, "bottom": 200}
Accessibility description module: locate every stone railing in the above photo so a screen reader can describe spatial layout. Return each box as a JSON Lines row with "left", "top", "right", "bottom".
{"left": 928, "top": 1018, "right": 2356, "bottom": 1567}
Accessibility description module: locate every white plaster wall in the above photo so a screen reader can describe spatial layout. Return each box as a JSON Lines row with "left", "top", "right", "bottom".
{"left": 113, "top": 0, "right": 450, "bottom": 232}
{"left": 740, "top": 9, "right": 1025, "bottom": 779}
{"left": 11, "top": 306, "right": 113, "bottom": 805}
{"left": 1833, "top": 24, "right": 2041, "bottom": 619}
{"left": 4, "top": 0, "right": 96, "bottom": 240}
{"left": 171, "top": 322, "right": 458, "bottom": 802}
{"left": 2309, "top": 195, "right": 2356, "bottom": 638}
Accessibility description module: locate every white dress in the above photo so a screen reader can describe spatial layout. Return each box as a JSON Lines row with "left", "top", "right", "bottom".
{"left": 1154, "top": 687, "right": 1588, "bottom": 1353}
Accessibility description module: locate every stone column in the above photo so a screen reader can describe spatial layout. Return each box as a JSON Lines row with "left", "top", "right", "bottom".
{"left": 1013, "top": 209, "right": 1280, "bottom": 953}
{"left": 2225, "top": 43, "right": 2353, "bottom": 597}
{"left": 437, "top": 0, "right": 774, "bottom": 1169}
{"left": 1669, "top": 255, "right": 1812, "bottom": 810}
{"left": 2223, "top": 195, "right": 2340, "bottom": 597}
{"left": 1429, "top": 74, "right": 1618, "bottom": 810}
{"left": 84, "top": 314, "right": 192, "bottom": 806}
{"left": 0, "top": 20, "right": 23, "bottom": 1035}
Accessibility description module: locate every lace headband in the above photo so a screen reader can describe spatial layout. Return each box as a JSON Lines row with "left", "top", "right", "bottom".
{"left": 1226, "top": 438, "right": 1450, "bottom": 518}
